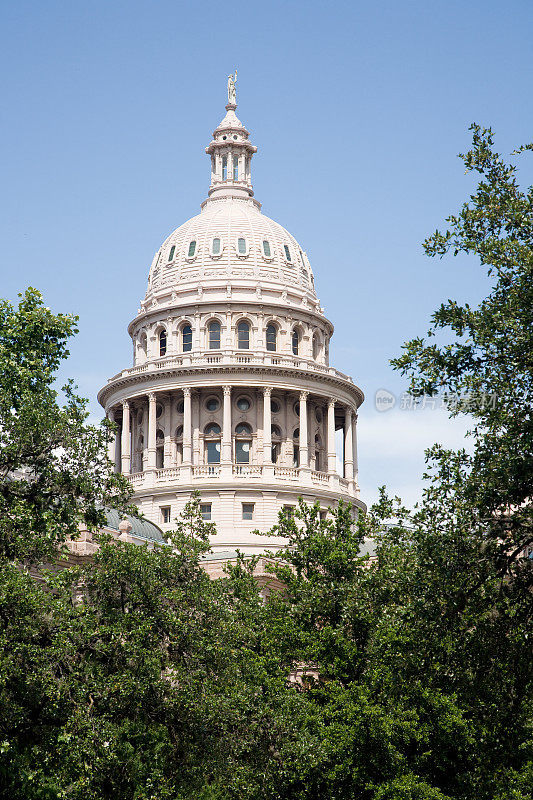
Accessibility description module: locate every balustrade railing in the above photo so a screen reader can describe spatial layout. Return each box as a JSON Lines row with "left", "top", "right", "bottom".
{"left": 111, "top": 349, "right": 353, "bottom": 384}
{"left": 126, "top": 466, "right": 356, "bottom": 496}
{"left": 193, "top": 464, "right": 220, "bottom": 477}
{"left": 273, "top": 466, "right": 299, "bottom": 480}
{"left": 233, "top": 464, "right": 263, "bottom": 477}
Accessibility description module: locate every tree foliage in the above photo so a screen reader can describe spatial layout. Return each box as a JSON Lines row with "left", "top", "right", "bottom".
{"left": 1, "top": 126, "right": 532, "bottom": 798}
{"left": 0, "top": 288, "right": 132, "bottom": 562}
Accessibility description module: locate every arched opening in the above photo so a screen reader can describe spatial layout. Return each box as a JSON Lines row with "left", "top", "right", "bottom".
{"left": 235, "top": 422, "right": 252, "bottom": 464}
{"left": 136, "top": 434, "right": 144, "bottom": 473}
{"left": 204, "top": 423, "right": 221, "bottom": 464}
{"left": 175, "top": 425, "right": 183, "bottom": 465}
{"left": 182, "top": 324, "right": 192, "bottom": 352}
{"left": 159, "top": 329, "right": 167, "bottom": 357}
{"left": 312, "top": 332, "right": 320, "bottom": 360}
{"left": 138, "top": 332, "right": 147, "bottom": 362}
{"left": 292, "top": 328, "right": 300, "bottom": 356}
{"left": 156, "top": 429, "right": 165, "bottom": 469}
{"left": 271, "top": 424, "right": 282, "bottom": 464}
{"left": 237, "top": 320, "right": 250, "bottom": 350}
{"left": 314, "top": 433, "right": 322, "bottom": 472}
{"left": 212, "top": 237, "right": 221, "bottom": 255}
{"left": 222, "top": 155, "right": 228, "bottom": 180}
{"left": 266, "top": 323, "right": 277, "bottom": 352}
{"left": 208, "top": 320, "right": 221, "bottom": 350}
{"left": 293, "top": 427, "right": 300, "bottom": 468}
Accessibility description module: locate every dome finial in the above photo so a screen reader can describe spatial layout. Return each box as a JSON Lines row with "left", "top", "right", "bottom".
{"left": 227, "top": 70, "right": 237, "bottom": 109}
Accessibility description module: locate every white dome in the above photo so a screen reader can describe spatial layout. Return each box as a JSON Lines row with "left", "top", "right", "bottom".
{"left": 146, "top": 198, "right": 317, "bottom": 300}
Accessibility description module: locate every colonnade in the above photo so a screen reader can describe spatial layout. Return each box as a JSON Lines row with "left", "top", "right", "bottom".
{"left": 109, "top": 385, "right": 358, "bottom": 488}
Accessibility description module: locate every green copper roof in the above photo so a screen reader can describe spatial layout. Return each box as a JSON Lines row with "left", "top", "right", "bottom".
{"left": 103, "top": 508, "right": 164, "bottom": 543}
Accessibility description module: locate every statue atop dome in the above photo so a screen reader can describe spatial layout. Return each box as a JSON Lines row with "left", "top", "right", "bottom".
{"left": 227, "top": 70, "right": 237, "bottom": 105}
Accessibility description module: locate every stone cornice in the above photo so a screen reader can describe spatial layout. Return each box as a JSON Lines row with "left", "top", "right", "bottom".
{"left": 98, "top": 362, "right": 364, "bottom": 409}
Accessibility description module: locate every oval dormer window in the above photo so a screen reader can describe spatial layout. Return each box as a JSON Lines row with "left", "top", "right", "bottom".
{"left": 188, "top": 240, "right": 197, "bottom": 258}
{"left": 168, "top": 245, "right": 175, "bottom": 261}
{"left": 262, "top": 240, "right": 271, "bottom": 258}
{"left": 212, "top": 237, "right": 221, "bottom": 255}
{"left": 237, "top": 237, "right": 246, "bottom": 255}
{"left": 284, "top": 244, "right": 292, "bottom": 262}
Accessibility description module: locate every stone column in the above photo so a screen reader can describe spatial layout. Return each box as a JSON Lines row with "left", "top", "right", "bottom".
{"left": 147, "top": 393, "right": 157, "bottom": 469}
{"left": 327, "top": 399, "right": 336, "bottom": 474}
{"left": 164, "top": 394, "right": 172, "bottom": 467}
{"left": 107, "top": 408, "right": 117, "bottom": 472}
{"left": 353, "top": 411, "right": 359, "bottom": 492}
{"left": 121, "top": 401, "right": 131, "bottom": 474}
{"left": 183, "top": 388, "right": 192, "bottom": 464}
{"left": 299, "top": 391, "right": 309, "bottom": 468}
{"left": 192, "top": 391, "right": 200, "bottom": 465}
{"left": 262, "top": 387, "right": 272, "bottom": 464}
{"left": 344, "top": 407, "right": 354, "bottom": 483}
{"left": 222, "top": 386, "right": 232, "bottom": 462}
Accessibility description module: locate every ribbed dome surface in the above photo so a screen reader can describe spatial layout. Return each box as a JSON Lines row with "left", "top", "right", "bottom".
{"left": 146, "top": 198, "right": 317, "bottom": 299}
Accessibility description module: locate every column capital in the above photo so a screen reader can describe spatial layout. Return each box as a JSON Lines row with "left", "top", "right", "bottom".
{"left": 328, "top": 398, "right": 337, "bottom": 409}
{"left": 183, "top": 387, "right": 191, "bottom": 398}
{"left": 121, "top": 399, "right": 130, "bottom": 410}
{"left": 299, "top": 391, "right": 309, "bottom": 402}
{"left": 223, "top": 385, "right": 232, "bottom": 396}
{"left": 148, "top": 392, "right": 156, "bottom": 403}
{"left": 263, "top": 386, "right": 272, "bottom": 397}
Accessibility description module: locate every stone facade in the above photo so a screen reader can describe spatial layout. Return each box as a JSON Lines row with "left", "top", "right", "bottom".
{"left": 98, "top": 94, "right": 365, "bottom": 554}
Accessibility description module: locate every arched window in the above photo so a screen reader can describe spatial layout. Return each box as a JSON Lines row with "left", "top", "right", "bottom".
{"left": 237, "top": 237, "right": 247, "bottom": 254}
{"left": 235, "top": 423, "right": 252, "bottom": 464}
{"left": 204, "top": 423, "right": 221, "bottom": 464}
{"left": 222, "top": 155, "right": 228, "bottom": 180}
{"left": 266, "top": 324, "right": 277, "bottom": 352}
{"left": 284, "top": 244, "right": 292, "bottom": 262}
{"left": 187, "top": 240, "right": 197, "bottom": 258}
{"left": 159, "top": 329, "right": 167, "bottom": 357}
{"left": 237, "top": 321, "right": 250, "bottom": 350}
{"left": 262, "top": 240, "right": 271, "bottom": 258}
{"left": 175, "top": 426, "right": 183, "bottom": 465}
{"left": 233, "top": 155, "right": 239, "bottom": 180}
{"left": 292, "top": 329, "right": 300, "bottom": 356}
{"left": 212, "top": 237, "right": 221, "bottom": 255}
{"left": 271, "top": 424, "right": 282, "bottom": 464}
{"left": 312, "top": 333, "right": 320, "bottom": 360}
{"left": 208, "top": 320, "right": 221, "bottom": 350}
{"left": 293, "top": 428, "right": 299, "bottom": 468}
{"left": 168, "top": 245, "right": 175, "bottom": 261}
{"left": 136, "top": 434, "right": 144, "bottom": 473}
{"left": 314, "top": 434, "right": 322, "bottom": 472}
{"left": 182, "top": 324, "right": 192, "bottom": 352}
{"left": 138, "top": 332, "right": 147, "bottom": 361}
{"left": 156, "top": 429, "right": 165, "bottom": 469}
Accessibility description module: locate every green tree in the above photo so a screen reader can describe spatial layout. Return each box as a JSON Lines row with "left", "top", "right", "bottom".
{"left": 0, "top": 288, "right": 132, "bottom": 562}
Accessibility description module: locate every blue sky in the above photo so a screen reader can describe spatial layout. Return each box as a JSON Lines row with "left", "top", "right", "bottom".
{"left": 1, "top": 0, "right": 532, "bottom": 506}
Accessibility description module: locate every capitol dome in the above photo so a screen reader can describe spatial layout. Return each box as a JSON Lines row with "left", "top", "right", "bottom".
{"left": 99, "top": 80, "right": 364, "bottom": 554}
{"left": 146, "top": 201, "right": 317, "bottom": 301}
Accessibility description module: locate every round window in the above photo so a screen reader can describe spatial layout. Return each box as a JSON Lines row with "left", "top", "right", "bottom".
{"left": 293, "top": 428, "right": 300, "bottom": 440}
{"left": 206, "top": 397, "right": 220, "bottom": 412}
{"left": 271, "top": 399, "right": 280, "bottom": 414}
{"left": 236, "top": 397, "right": 251, "bottom": 412}
{"left": 156, "top": 403, "right": 163, "bottom": 419}
{"left": 176, "top": 401, "right": 184, "bottom": 414}
{"left": 293, "top": 402, "right": 300, "bottom": 417}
